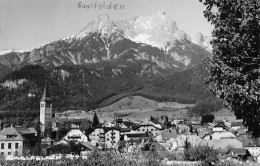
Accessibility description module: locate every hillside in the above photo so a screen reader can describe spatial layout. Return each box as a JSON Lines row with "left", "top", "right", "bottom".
{"left": 94, "top": 96, "right": 194, "bottom": 121}
{"left": 0, "top": 62, "right": 210, "bottom": 113}
{"left": 0, "top": 13, "right": 212, "bottom": 114}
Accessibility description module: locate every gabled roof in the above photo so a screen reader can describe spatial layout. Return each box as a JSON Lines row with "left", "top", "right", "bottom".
{"left": 15, "top": 127, "right": 36, "bottom": 135}
{"left": 81, "top": 142, "right": 94, "bottom": 150}
{"left": 41, "top": 85, "right": 52, "bottom": 102}
{"left": 212, "top": 123, "right": 229, "bottom": 130}
{"left": 0, "top": 127, "right": 24, "bottom": 141}
{"left": 133, "top": 123, "right": 162, "bottom": 130}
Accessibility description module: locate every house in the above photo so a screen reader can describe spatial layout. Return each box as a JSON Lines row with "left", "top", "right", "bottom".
{"left": 155, "top": 127, "right": 177, "bottom": 142}
{"left": 195, "top": 139, "right": 243, "bottom": 150}
{"left": 256, "top": 154, "right": 260, "bottom": 163}
{"left": 124, "top": 132, "right": 149, "bottom": 144}
{"left": 0, "top": 126, "right": 37, "bottom": 157}
{"left": 80, "top": 142, "right": 94, "bottom": 156}
{"left": 88, "top": 127, "right": 105, "bottom": 144}
{"left": 133, "top": 121, "right": 162, "bottom": 137}
{"left": 231, "top": 121, "right": 243, "bottom": 131}
{"left": 211, "top": 123, "right": 229, "bottom": 132}
{"left": 104, "top": 128, "right": 120, "bottom": 148}
{"left": 41, "top": 137, "right": 53, "bottom": 146}
{"left": 203, "top": 131, "right": 236, "bottom": 140}
{"left": 62, "top": 124, "right": 88, "bottom": 142}
{"left": 227, "top": 148, "right": 252, "bottom": 161}
{"left": 0, "top": 127, "right": 23, "bottom": 157}
{"left": 244, "top": 146, "right": 260, "bottom": 158}
{"left": 157, "top": 138, "right": 178, "bottom": 151}
{"left": 236, "top": 129, "right": 247, "bottom": 136}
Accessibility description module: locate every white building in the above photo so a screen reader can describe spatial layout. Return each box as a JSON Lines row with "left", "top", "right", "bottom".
{"left": 40, "top": 85, "right": 52, "bottom": 136}
{"left": 133, "top": 122, "right": 162, "bottom": 137}
{"left": 203, "top": 131, "right": 236, "bottom": 140}
{"left": 105, "top": 128, "right": 120, "bottom": 148}
{"left": 88, "top": 127, "right": 105, "bottom": 144}
{"left": 0, "top": 127, "right": 36, "bottom": 157}
{"left": 244, "top": 146, "right": 260, "bottom": 157}
{"left": 62, "top": 125, "right": 88, "bottom": 142}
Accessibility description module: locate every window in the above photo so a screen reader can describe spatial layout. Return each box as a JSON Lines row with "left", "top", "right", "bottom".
{"left": 0, "top": 152, "right": 4, "bottom": 156}
{"left": 46, "top": 103, "right": 51, "bottom": 108}
{"left": 1, "top": 143, "right": 4, "bottom": 149}
{"left": 40, "top": 103, "right": 44, "bottom": 107}
{"left": 15, "top": 143, "right": 18, "bottom": 149}
{"left": 142, "top": 129, "right": 145, "bottom": 131}
{"left": 8, "top": 152, "right": 11, "bottom": 155}
{"left": 107, "top": 138, "right": 109, "bottom": 141}
{"left": 8, "top": 143, "right": 11, "bottom": 149}
{"left": 151, "top": 129, "right": 154, "bottom": 131}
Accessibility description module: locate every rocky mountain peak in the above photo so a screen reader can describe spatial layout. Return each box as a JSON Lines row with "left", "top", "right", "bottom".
{"left": 195, "top": 32, "right": 212, "bottom": 52}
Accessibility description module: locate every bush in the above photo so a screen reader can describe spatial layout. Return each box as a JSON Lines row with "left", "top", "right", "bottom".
{"left": 184, "top": 144, "right": 219, "bottom": 166}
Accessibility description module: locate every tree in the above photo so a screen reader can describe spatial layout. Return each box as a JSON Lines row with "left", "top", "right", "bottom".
{"left": 201, "top": 0, "right": 260, "bottom": 136}
{"left": 201, "top": 114, "right": 215, "bottom": 125}
{"left": 79, "top": 119, "right": 92, "bottom": 134}
{"left": 92, "top": 112, "right": 100, "bottom": 128}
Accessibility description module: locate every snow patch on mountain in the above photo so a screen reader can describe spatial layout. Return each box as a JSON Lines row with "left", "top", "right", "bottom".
{"left": 170, "top": 53, "right": 191, "bottom": 66}
{"left": 60, "top": 70, "right": 70, "bottom": 81}
{"left": 194, "top": 32, "right": 212, "bottom": 52}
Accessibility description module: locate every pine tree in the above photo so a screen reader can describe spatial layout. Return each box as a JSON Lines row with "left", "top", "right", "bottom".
{"left": 92, "top": 112, "right": 100, "bottom": 128}
{"left": 201, "top": 0, "right": 260, "bottom": 137}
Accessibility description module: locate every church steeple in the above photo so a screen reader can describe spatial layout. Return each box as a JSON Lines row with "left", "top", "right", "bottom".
{"left": 40, "top": 83, "right": 52, "bottom": 138}
{"left": 41, "top": 84, "right": 52, "bottom": 102}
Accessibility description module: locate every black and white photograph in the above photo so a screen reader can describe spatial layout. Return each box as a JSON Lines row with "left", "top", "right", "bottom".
{"left": 0, "top": 0, "right": 259, "bottom": 165}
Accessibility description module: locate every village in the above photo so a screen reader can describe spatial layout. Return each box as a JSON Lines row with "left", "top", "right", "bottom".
{"left": 0, "top": 86, "right": 259, "bottom": 166}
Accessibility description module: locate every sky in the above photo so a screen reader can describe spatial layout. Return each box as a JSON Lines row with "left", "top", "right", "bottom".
{"left": 0, "top": 0, "right": 213, "bottom": 50}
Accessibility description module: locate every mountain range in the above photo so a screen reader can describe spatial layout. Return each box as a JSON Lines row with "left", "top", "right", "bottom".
{"left": 0, "top": 12, "right": 212, "bottom": 112}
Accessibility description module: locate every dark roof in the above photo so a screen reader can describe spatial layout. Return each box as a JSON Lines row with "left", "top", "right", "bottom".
{"left": 228, "top": 148, "right": 250, "bottom": 156}
{"left": 231, "top": 121, "right": 243, "bottom": 127}
{"left": 133, "top": 124, "right": 162, "bottom": 130}
{"left": 41, "top": 85, "right": 52, "bottom": 102}
{"left": 120, "top": 128, "right": 132, "bottom": 132}
{"left": 103, "top": 127, "right": 121, "bottom": 133}
{"left": 15, "top": 127, "right": 36, "bottom": 135}
{"left": 125, "top": 132, "right": 148, "bottom": 138}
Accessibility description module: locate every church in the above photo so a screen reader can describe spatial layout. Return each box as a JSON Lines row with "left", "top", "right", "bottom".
{"left": 40, "top": 85, "right": 53, "bottom": 137}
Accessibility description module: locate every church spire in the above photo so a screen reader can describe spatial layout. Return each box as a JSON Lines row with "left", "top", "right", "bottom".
{"left": 41, "top": 83, "right": 52, "bottom": 102}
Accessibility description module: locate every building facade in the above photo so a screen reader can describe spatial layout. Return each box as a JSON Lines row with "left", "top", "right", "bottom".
{"left": 105, "top": 129, "right": 120, "bottom": 148}
{"left": 40, "top": 85, "right": 53, "bottom": 136}
{"left": 0, "top": 127, "right": 36, "bottom": 157}
{"left": 62, "top": 125, "right": 88, "bottom": 142}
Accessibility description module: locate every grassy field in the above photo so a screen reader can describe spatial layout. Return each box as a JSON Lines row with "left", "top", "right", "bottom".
{"left": 94, "top": 96, "right": 195, "bottom": 122}
{"left": 213, "top": 108, "right": 237, "bottom": 122}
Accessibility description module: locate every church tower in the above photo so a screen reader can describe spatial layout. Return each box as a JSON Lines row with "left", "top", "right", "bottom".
{"left": 40, "top": 84, "right": 52, "bottom": 137}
